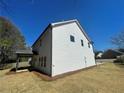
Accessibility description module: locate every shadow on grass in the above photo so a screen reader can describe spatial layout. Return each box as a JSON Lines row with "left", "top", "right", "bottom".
{"left": 10, "top": 66, "right": 31, "bottom": 71}
{"left": 9, "top": 66, "right": 50, "bottom": 78}
{"left": 6, "top": 66, "right": 34, "bottom": 75}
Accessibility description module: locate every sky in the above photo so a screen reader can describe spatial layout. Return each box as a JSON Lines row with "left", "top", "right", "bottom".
{"left": 0, "top": 0, "right": 124, "bottom": 50}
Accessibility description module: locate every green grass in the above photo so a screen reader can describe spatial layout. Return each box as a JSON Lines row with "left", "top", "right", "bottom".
{"left": 0, "top": 62, "right": 124, "bottom": 93}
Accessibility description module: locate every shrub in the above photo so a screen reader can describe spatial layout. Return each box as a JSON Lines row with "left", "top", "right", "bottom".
{"left": 116, "top": 55, "right": 124, "bottom": 64}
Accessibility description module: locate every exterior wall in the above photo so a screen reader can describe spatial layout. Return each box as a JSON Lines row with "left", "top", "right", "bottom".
{"left": 52, "top": 22, "right": 95, "bottom": 76}
{"left": 32, "top": 28, "right": 52, "bottom": 76}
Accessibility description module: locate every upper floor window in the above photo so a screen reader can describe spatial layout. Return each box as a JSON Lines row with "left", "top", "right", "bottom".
{"left": 88, "top": 42, "right": 90, "bottom": 48}
{"left": 81, "top": 40, "right": 84, "bottom": 46}
{"left": 70, "top": 35, "right": 75, "bottom": 42}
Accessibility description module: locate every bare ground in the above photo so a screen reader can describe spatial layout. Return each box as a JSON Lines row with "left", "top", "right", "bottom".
{"left": 0, "top": 62, "right": 124, "bottom": 93}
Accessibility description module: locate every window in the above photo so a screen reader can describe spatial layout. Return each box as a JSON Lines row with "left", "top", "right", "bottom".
{"left": 88, "top": 42, "right": 90, "bottom": 48}
{"left": 43, "top": 56, "right": 46, "bottom": 67}
{"left": 70, "top": 35, "right": 75, "bottom": 42}
{"left": 81, "top": 40, "right": 84, "bottom": 46}
{"left": 39, "top": 57, "right": 41, "bottom": 66}
{"left": 41, "top": 57, "right": 43, "bottom": 66}
{"left": 39, "top": 56, "right": 46, "bottom": 67}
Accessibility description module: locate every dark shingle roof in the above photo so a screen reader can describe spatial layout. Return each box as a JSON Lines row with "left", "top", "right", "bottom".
{"left": 16, "top": 49, "right": 33, "bottom": 55}
{"left": 112, "top": 49, "right": 124, "bottom": 54}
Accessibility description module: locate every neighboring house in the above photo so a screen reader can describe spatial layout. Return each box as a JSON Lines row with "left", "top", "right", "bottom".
{"left": 95, "top": 51, "right": 103, "bottom": 59}
{"left": 31, "top": 19, "right": 96, "bottom": 77}
{"left": 116, "top": 54, "right": 124, "bottom": 63}
{"left": 96, "top": 52, "right": 103, "bottom": 58}
{"left": 102, "top": 49, "right": 124, "bottom": 59}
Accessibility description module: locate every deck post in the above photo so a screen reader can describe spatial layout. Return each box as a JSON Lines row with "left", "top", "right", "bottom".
{"left": 16, "top": 56, "right": 19, "bottom": 71}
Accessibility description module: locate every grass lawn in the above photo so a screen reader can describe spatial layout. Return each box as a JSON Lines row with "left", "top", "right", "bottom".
{"left": 0, "top": 69, "right": 10, "bottom": 77}
{"left": 0, "top": 62, "right": 124, "bottom": 93}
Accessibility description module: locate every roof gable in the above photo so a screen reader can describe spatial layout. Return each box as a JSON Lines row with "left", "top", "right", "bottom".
{"left": 32, "top": 19, "right": 93, "bottom": 47}
{"left": 51, "top": 19, "right": 92, "bottom": 43}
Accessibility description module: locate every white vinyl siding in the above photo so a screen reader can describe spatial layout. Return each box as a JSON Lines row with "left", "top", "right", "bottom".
{"left": 52, "top": 22, "right": 95, "bottom": 76}
{"left": 32, "top": 28, "right": 52, "bottom": 76}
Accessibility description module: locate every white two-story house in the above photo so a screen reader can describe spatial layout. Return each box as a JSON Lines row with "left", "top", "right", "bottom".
{"left": 31, "top": 19, "right": 96, "bottom": 77}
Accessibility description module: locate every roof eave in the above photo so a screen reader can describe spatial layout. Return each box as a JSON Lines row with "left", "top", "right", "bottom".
{"left": 32, "top": 24, "right": 52, "bottom": 47}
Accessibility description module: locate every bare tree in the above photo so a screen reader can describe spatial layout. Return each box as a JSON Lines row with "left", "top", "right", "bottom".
{"left": 111, "top": 31, "right": 124, "bottom": 48}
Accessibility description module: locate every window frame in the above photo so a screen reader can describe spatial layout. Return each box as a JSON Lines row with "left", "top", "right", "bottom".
{"left": 43, "top": 56, "right": 46, "bottom": 67}
{"left": 88, "top": 42, "right": 90, "bottom": 48}
{"left": 70, "top": 35, "right": 75, "bottom": 42}
{"left": 81, "top": 39, "right": 84, "bottom": 46}
{"left": 41, "top": 56, "right": 43, "bottom": 67}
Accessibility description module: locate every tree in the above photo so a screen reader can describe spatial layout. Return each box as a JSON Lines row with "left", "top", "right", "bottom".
{"left": 111, "top": 31, "right": 124, "bottom": 48}
{"left": 0, "top": 17, "right": 26, "bottom": 50}
{"left": 0, "top": 16, "right": 26, "bottom": 66}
